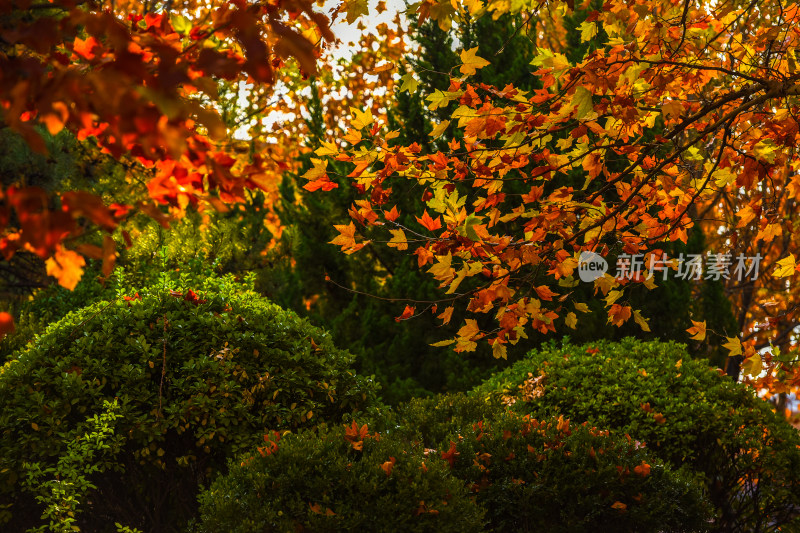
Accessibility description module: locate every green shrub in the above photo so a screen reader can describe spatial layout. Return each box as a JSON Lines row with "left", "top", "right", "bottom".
{"left": 200, "top": 399, "right": 709, "bottom": 533}
{"left": 194, "top": 423, "right": 484, "bottom": 533}
{"left": 390, "top": 392, "right": 502, "bottom": 446}
{"left": 446, "top": 411, "right": 708, "bottom": 532}
{"left": 475, "top": 338, "right": 800, "bottom": 531}
{"left": 0, "top": 278, "right": 377, "bottom": 532}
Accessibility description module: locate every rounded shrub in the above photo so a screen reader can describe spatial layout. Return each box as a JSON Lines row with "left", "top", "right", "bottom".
{"left": 0, "top": 279, "right": 377, "bottom": 532}
{"left": 475, "top": 338, "right": 800, "bottom": 532}
{"left": 194, "top": 423, "right": 485, "bottom": 533}
{"left": 394, "top": 393, "right": 709, "bottom": 532}
{"left": 201, "top": 396, "right": 708, "bottom": 532}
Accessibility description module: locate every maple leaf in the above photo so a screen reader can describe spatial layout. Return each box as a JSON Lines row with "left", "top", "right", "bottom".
{"left": 46, "top": 246, "right": 86, "bottom": 290}
{"left": 342, "top": 0, "right": 369, "bottom": 24}
{"left": 661, "top": 101, "right": 683, "bottom": 120}
{"left": 387, "top": 228, "right": 409, "bottom": 250}
{"left": 314, "top": 141, "right": 339, "bottom": 157}
{"left": 416, "top": 210, "right": 442, "bottom": 231}
{"left": 573, "top": 86, "right": 594, "bottom": 119}
{"left": 492, "top": 340, "right": 507, "bottom": 359}
{"left": 399, "top": 72, "right": 419, "bottom": 93}
{"left": 686, "top": 320, "right": 706, "bottom": 341}
{"left": 578, "top": 21, "right": 598, "bottom": 42}
{"left": 756, "top": 222, "right": 782, "bottom": 243}
{"left": 72, "top": 36, "right": 99, "bottom": 60}
{"left": 534, "top": 285, "right": 557, "bottom": 301}
{"left": 351, "top": 107, "right": 374, "bottom": 130}
{"left": 430, "top": 120, "right": 450, "bottom": 139}
{"left": 458, "top": 47, "right": 490, "bottom": 75}
{"left": 607, "top": 304, "right": 631, "bottom": 327}
{"left": 633, "top": 310, "right": 651, "bottom": 332}
{"left": 773, "top": 254, "right": 796, "bottom": 278}
{"left": 303, "top": 176, "right": 339, "bottom": 192}
{"left": 384, "top": 205, "right": 400, "bottom": 222}
{"left": 395, "top": 305, "right": 415, "bottom": 321}
{"left": 441, "top": 441, "right": 460, "bottom": 467}
{"left": 330, "top": 222, "right": 368, "bottom": 254}
{"left": 723, "top": 336, "right": 743, "bottom": 357}
{"left": 742, "top": 352, "right": 762, "bottom": 377}
{"left": 437, "top": 306, "right": 454, "bottom": 325}
{"left": 344, "top": 420, "right": 369, "bottom": 451}
{"left": 381, "top": 457, "right": 396, "bottom": 476}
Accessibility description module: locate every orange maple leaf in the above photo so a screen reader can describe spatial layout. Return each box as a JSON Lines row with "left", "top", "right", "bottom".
{"left": 441, "top": 441, "right": 460, "bottom": 467}
{"left": 303, "top": 176, "right": 339, "bottom": 192}
{"left": 416, "top": 210, "right": 442, "bottom": 231}
{"left": 384, "top": 205, "right": 401, "bottom": 222}
{"left": 686, "top": 319, "right": 707, "bottom": 341}
{"left": 329, "top": 222, "right": 368, "bottom": 254}
{"left": 344, "top": 420, "right": 369, "bottom": 450}
{"left": 395, "top": 305, "right": 415, "bottom": 322}
{"left": 381, "top": 456, "right": 396, "bottom": 476}
{"left": 607, "top": 304, "right": 632, "bottom": 327}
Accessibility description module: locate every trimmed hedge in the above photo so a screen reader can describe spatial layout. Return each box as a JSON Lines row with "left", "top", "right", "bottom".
{"left": 199, "top": 396, "right": 709, "bottom": 532}
{"left": 194, "top": 424, "right": 485, "bottom": 533}
{"left": 475, "top": 338, "right": 800, "bottom": 532}
{"left": 0, "top": 279, "right": 377, "bottom": 532}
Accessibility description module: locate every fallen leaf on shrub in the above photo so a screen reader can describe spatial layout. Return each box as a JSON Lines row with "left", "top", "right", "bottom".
{"left": 611, "top": 501, "right": 627, "bottom": 510}
{"left": 345, "top": 420, "right": 369, "bottom": 450}
{"left": 441, "top": 441, "right": 460, "bottom": 467}
{"left": 381, "top": 456, "right": 396, "bottom": 476}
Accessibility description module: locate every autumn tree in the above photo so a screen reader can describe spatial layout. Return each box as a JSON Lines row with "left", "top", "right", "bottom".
{"left": 312, "top": 0, "right": 800, "bottom": 398}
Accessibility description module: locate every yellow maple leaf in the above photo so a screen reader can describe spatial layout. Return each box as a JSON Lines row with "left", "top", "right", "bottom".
{"left": 458, "top": 318, "right": 480, "bottom": 339}
{"left": 46, "top": 246, "right": 86, "bottom": 290}
{"left": 723, "top": 336, "right": 742, "bottom": 357}
{"left": 459, "top": 47, "right": 490, "bottom": 75}
{"left": 492, "top": 341, "right": 507, "bottom": 359}
{"left": 430, "top": 120, "right": 451, "bottom": 139}
{"left": 428, "top": 253, "right": 454, "bottom": 281}
{"left": 342, "top": 0, "right": 368, "bottom": 24}
{"left": 463, "top": 0, "right": 483, "bottom": 16}
{"left": 773, "top": 254, "right": 796, "bottom": 278}
{"left": 430, "top": 338, "right": 456, "bottom": 347}
{"left": 633, "top": 310, "right": 650, "bottom": 332}
{"left": 302, "top": 158, "right": 328, "bottom": 181}
{"left": 742, "top": 352, "right": 762, "bottom": 377}
{"left": 565, "top": 312, "right": 577, "bottom": 329}
{"left": 314, "top": 141, "right": 339, "bottom": 157}
{"left": 351, "top": 107, "right": 374, "bottom": 130}
{"left": 387, "top": 228, "right": 408, "bottom": 251}
{"left": 399, "top": 72, "right": 419, "bottom": 93}
{"left": 578, "top": 20, "right": 598, "bottom": 42}
{"left": 756, "top": 222, "right": 782, "bottom": 243}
